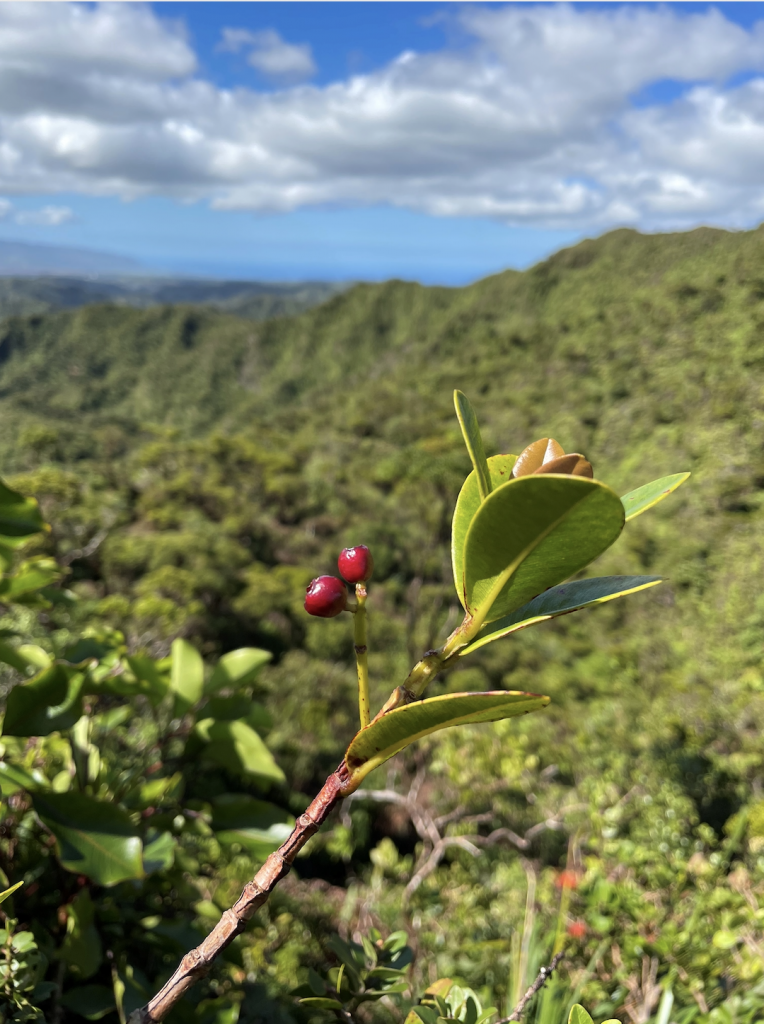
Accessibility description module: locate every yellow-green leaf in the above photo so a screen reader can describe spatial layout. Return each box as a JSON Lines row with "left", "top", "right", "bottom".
{"left": 464, "top": 475, "right": 624, "bottom": 625}
{"left": 205, "top": 647, "right": 272, "bottom": 695}
{"left": 568, "top": 1008, "right": 595, "bottom": 1024}
{"left": 0, "top": 480, "right": 45, "bottom": 542}
{"left": 0, "top": 881, "right": 22, "bottom": 904}
{"left": 344, "top": 690, "right": 549, "bottom": 791}
{"left": 192, "top": 718, "right": 286, "bottom": 784}
{"left": 460, "top": 576, "right": 663, "bottom": 655}
{"left": 170, "top": 638, "right": 203, "bottom": 715}
{"left": 451, "top": 454, "right": 517, "bottom": 609}
{"left": 621, "top": 472, "right": 690, "bottom": 521}
{"left": 454, "top": 391, "right": 492, "bottom": 501}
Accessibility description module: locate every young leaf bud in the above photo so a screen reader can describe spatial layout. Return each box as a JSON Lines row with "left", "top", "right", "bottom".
{"left": 338, "top": 545, "right": 374, "bottom": 584}
{"left": 304, "top": 576, "right": 348, "bottom": 617}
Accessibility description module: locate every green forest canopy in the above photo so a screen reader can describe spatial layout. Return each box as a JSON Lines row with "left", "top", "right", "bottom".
{"left": 2, "top": 223, "right": 764, "bottom": 1020}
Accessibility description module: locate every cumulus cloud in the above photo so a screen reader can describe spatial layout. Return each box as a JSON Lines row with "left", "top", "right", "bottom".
{"left": 15, "top": 205, "right": 74, "bottom": 225}
{"left": 0, "top": 196, "right": 74, "bottom": 224}
{"left": 2, "top": 1, "right": 764, "bottom": 229}
{"left": 219, "top": 27, "right": 316, "bottom": 84}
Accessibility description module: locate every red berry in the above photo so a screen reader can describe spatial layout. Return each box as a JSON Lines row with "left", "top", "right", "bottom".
{"left": 338, "top": 545, "right": 374, "bottom": 584}
{"left": 304, "top": 576, "right": 348, "bottom": 617}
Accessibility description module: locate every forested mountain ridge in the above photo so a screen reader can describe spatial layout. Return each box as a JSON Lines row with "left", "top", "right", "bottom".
{"left": 3, "top": 223, "right": 764, "bottom": 1018}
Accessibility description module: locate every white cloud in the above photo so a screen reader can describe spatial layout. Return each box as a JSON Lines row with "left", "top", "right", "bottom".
{"left": 15, "top": 204, "right": 74, "bottom": 225}
{"left": 219, "top": 27, "right": 316, "bottom": 84}
{"left": 1, "top": 2, "right": 764, "bottom": 230}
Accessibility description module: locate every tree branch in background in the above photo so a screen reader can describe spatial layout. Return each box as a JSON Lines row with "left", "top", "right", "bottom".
{"left": 496, "top": 952, "right": 564, "bottom": 1023}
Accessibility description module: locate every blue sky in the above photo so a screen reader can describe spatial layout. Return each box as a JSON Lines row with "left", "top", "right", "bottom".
{"left": 1, "top": 2, "right": 764, "bottom": 283}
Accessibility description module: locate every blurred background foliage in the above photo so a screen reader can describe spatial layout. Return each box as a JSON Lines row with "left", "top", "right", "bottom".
{"left": 0, "top": 225, "right": 764, "bottom": 1022}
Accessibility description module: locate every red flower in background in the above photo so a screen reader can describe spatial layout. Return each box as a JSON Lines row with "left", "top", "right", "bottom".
{"left": 555, "top": 869, "right": 580, "bottom": 890}
{"left": 567, "top": 920, "right": 587, "bottom": 940}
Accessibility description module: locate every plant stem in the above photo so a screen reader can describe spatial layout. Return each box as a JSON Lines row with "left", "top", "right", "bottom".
{"left": 354, "top": 583, "right": 370, "bottom": 729}
{"left": 127, "top": 762, "right": 351, "bottom": 1023}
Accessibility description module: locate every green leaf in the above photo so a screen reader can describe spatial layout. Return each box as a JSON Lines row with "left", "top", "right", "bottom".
{"left": 211, "top": 794, "right": 294, "bottom": 856}
{"left": 621, "top": 472, "right": 690, "bottom": 521}
{"left": 460, "top": 576, "right": 663, "bottom": 655}
{"left": 0, "top": 639, "right": 36, "bottom": 675}
{"left": 143, "top": 829, "right": 177, "bottom": 874}
{"left": 0, "top": 880, "right": 22, "bottom": 904}
{"left": 451, "top": 454, "right": 517, "bottom": 609}
{"left": 454, "top": 391, "right": 492, "bottom": 502}
{"left": 463, "top": 475, "right": 624, "bottom": 625}
{"left": 205, "top": 647, "right": 272, "bottom": 695}
{"left": 299, "top": 998, "right": 344, "bottom": 1010}
{"left": 344, "top": 690, "right": 549, "bottom": 788}
{"left": 170, "top": 638, "right": 203, "bottom": 715}
{"left": 0, "top": 558, "right": 60, "bottom": 600}
{"left": 191, "top": 719, "right": 286, "bottom": 784}
{"left": 568, "top": 1008, "right": 595, "bottom": 1024}
{"left": 2, "top": 665, "right": 84, "bottom": 737}
{"left": 60, "top": 890, "right": 102, "bottom": 979}
{"left": 32, "top": 791, "right": 143, "bottom": 886}
{"left": 60, "top": 985, "right": 116, "bottom": 1021}
{"left": 0, "top": 480, "right": 45, "bottom": 541}
{"left": 0, "top": 761, "right": 48, "bottom": 795}
{"left": 123, "top": 655, "right": 170, "bottom": 705}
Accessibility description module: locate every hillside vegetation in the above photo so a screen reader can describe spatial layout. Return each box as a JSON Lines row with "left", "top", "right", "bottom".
{"left": 2, "top": 225, "right": 764, "bottom": 1022}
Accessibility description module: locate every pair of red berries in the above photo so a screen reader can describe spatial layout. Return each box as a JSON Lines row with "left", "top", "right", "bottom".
{"left": 304, "top": 545, "right": 374, "bottom": 618}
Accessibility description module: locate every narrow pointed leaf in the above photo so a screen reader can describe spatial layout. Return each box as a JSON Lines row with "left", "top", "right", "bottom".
{"left": 464, "top": 475, "right": 624, "bottom": 625}
{"left": 170, "top": 638, "right": 203, "bottom": 715}
{"left": 621, "top": 472, "right": 690, "bottom": 521}
{"left": 33, "top": 791, "right": 143, "bottom": 886}
{"left": 344, "top": 690, "right": 549, "bottom": 790}
{"left": 460, "top": 575, "right": 663, "bottom": 655}
{"left": 454, "top": 391, "right": 492, "bottom": 502}
{"left": 452, "top": 455, "right": 517, "bottom": 608}
{"left": 0, "top": 881, "right": 22, "bottom": 904}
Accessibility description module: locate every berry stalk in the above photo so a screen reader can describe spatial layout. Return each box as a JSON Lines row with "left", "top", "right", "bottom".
{"left": 353, "top": 582, "right": 370, "bottom": 729}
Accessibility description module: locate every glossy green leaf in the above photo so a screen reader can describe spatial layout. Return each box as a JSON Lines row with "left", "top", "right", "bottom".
{"left": 454, "top": 391, "right": 492, "bottom": 501}
{"left": 2, "top": 665, "right": 84, "bottom": 737}
{"left": 33, "top": 791, "right": 143, "bottom": 886}
{"left": 60, "top": 985, "right": 116, "bottom": 1021}
{"left": 460, "top": 575, "right": 663, "bottom": 655}
{"left": 0, "top": 880, "right": 22, "bottom": 904}
{"left": 568, "top": 1008, "right": 595, "bottom": 1024}
{"left": 205, "top": 647, "right": 272, "bottom": 695}
{"left": 451, "top": 455, "right": 517, "bottom": 609}
{"left": 0, "top": 480, "right": 45, "bottom": 541}
{"left": 192, "top": 718, "right": 286, "bottom": 784}
{"left": 463, "top": 475, "right": 624, "bottom": 625}
{"left": 211, "top": 794, "right": 294, "bottom": 856}
{"left": 621, "top": 472, "right": 690, "bottom": 521}
{"left": 170, "top": 638, "right": 203, "bottom": 715}
{"left": 344, "top": 690, "right": 549, "bottom": 788}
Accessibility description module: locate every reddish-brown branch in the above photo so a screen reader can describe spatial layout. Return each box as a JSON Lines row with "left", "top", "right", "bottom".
{"left": 127, "top": 763, "right": 350, "bottom": 1023}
